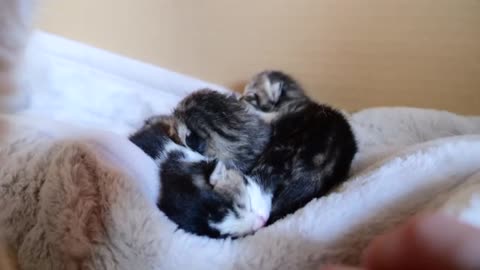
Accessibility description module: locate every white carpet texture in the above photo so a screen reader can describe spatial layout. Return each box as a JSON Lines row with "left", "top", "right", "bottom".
{"left": 0, "top": 32, "right": 479, "bottom": 269}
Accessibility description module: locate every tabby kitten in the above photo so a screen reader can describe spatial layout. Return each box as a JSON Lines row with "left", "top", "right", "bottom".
{"left": 241, "top": 70, "right": 358, "bottom": 223}
{"left": 172, "top": 89, "right": 271, "bottom": 173}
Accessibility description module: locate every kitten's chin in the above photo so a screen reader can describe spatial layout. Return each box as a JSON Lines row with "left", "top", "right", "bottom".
{"left": 210, "top": 209, "right": 270, "bottom": 238}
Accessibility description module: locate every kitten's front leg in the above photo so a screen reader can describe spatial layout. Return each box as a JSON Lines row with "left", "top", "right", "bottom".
{"left": 243, "top": 101, "right": 279, "bottom": 124}
{"left": 257, "top": 111, "right": 279, "bottom": 123}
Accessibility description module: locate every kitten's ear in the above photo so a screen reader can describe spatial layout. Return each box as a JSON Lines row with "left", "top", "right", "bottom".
{"left": 203, "top": 160, "right": 217, "bottom": 179}
{"left": 209, "top": 161, "right": 227, "bottom": 187}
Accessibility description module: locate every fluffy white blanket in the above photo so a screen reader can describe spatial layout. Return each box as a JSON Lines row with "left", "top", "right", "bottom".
{"left": 1, "top": 32, "right": 480, "bottom": 270}
{"left": 1, "top": 110, "right": 480, "bottom": 270}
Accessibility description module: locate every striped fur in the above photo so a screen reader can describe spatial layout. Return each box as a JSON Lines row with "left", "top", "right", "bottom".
{"left": 242, "top": 71, "right": 358, "bottom": 223}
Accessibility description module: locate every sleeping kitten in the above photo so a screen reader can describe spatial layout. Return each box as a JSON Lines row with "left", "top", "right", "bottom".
{"left": 166, "top": 84, "right": 356, "bottom": 224}
{"left": 242, "top": 70, "right": 358, "bottom": 223}
{"left": 171, "top": 89, "right": 271, "bottom": 173}
{"left": 129, "top": 121, "right": 271, "bottom": 238}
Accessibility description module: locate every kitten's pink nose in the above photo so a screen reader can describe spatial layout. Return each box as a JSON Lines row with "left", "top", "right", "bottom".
{"left": 253, "top": 215, "right": 268, "bottom": 230}
{"left": 259, "top": 216, "right": 268, "bottom": 226}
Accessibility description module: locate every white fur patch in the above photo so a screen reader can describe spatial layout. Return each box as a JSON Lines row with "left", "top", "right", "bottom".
{"left": 176, "top": 123, "right": 190, "bottom": 146}
{"left": 210, "top": 177, "right": 272, "bottom": 237}
{"left": 157, "top": 141, "right": 205, "bottom": 163}
{"left": 268, "top": 81, "right": 282, "bottom": 103}
{"left": 260, "top": 111, "right": 279, "bottom": 123}
{"left": 245, "top": 178, "right": 272, "bottom": 220}
{"left": 243, "top": 102, "right": 279, "bottom": 123}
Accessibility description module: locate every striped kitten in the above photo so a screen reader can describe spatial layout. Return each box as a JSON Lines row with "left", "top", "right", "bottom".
{"left": 172, "top": 89, "right": 271, "bottom": 173}
{"left": 241, "top": 70, "right": 358, "bottom": 223}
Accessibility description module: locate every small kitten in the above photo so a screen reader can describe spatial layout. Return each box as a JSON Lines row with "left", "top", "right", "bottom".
{"left": 129, "top": 122, "right": 271, "bottom": 238}
{"left": 242, "top": 70, "right": 358, "bottom": 223}
{"left": 172, "top": 89, "right": 271, "bottom": 173}
{"left": 243, "top": 70, "right": 307, "bottom": 114}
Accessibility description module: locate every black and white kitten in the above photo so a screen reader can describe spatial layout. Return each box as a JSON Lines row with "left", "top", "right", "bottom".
{"left": 242, "top": 70, "right": 358, "bottom": 223}
{"left": 129, "top": 120, "right": 271, "bottom": 238}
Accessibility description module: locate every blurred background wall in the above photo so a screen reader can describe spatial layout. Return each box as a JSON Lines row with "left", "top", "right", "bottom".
{"left": 38, "top": 0, "right": 480, "bottom": 113}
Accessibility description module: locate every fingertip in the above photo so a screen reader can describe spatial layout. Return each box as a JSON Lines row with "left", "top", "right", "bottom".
{"left": 361, "top": 233, "right": 381, "bottom": 266}
{"left": 414, "top": 213, "right": 480, "bottom": 269}
{"left": 361, "top": 214, "right": 439, "bottom": 268}
{"left": 362, "top": 213, "right": 480, "bottom": 270}
{"left": 362, "top": 227, "right": 405, "bottom": 269}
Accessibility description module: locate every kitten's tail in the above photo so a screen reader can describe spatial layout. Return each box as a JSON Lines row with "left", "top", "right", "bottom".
{"left": 0, "top": 0, "right": 36, "bottom": 113}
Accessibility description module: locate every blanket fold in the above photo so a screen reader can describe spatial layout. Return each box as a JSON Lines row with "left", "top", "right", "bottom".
{"left": 1, "top": 108, "right": 479, "bottom": 269}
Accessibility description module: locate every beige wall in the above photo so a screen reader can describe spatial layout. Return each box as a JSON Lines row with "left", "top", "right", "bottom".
{"left": 39, "top": 0, "right": 480, "bottom": 114}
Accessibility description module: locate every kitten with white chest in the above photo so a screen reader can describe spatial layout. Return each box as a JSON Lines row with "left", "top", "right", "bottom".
{"left": 129, "top": 119, "right": 271, "bottom": 238}
{"left": 242, "top": 70, "right": 358, "bottom": 223}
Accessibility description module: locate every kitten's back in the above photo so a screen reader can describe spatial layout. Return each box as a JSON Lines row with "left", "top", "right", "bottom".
{"left": 174, "top": 89, "right": 271, "bottom": 172}
{"left": 261, "top": 101, "right": 357, "bottom": 222}
{"left": 242, "top": 70, "right": 358, "bottom": 224}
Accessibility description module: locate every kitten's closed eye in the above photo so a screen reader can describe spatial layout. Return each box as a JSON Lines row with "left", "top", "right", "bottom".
{"left": 186, "top": 131, "right": 207, "bottom": 154}
{"left": 235, "top": 202, "right": 246, "bottom": 209}
{"left": 243, "top": 94, "right": 260, "bottom": 107}
{"left": 260, "top": 102, "right": 276, "bottom": 112}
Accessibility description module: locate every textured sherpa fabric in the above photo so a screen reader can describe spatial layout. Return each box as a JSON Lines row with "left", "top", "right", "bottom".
{"left": 0, "top": 115, "right": 161, "bottom": 269}
{"left": 0, "top": 109, "right": 480, "bottom": 270}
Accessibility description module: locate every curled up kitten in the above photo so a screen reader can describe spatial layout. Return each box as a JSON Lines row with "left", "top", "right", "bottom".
{"left": 241, "top": 70, "right": 358, "bottom": 224}
{"left": 172, "top": 89, "right": 271, "bottom": 173}
{"left": 129, "top": 121, "right": 272, "bottom": 238}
